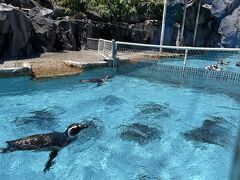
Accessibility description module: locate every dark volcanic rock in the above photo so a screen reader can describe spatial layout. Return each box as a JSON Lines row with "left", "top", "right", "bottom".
{"left": 0, "top": 3, "right": 34, "bottom": 58}
{"left": 55, "top": 18, "right": 76, "bottom": 50}
{"left": 166, "top": 0, "right": 240, "bottom": 47}
{"left": 218, "top": 6, "right": 240, "bottom": 48}
{"left": 53, "top": 6, "right": 67, "bottom": 19}
{"left": 86, "top": 10, "right": 103, "bottom": 22}
{"left": 30, "top": 14, "right": 56, "bottom": 51}
{"left": 35, "top": 0, "right": 53, "bottom": 9}
{"left": 182, "top": 116, "right": 236, "bottom": 147}
{"left": 0, "top": 0, "right": 39, "bottom": 8}
{"left": 0, "top": 0, "right": 20, "bottom": 7}
{"left": 211, "top": 0, "right": 240, "bottom": 19}
{"left": 120, "top": 123, "right": 161, "bottom": 144}
{"left": 29, "top": 6, "right": 53, "bottom": 19}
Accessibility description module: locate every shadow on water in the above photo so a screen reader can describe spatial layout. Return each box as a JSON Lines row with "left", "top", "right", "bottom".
{"left": 11, "top": 107, "right": 65, "bottom": 131}
{"left": 136, "top": 174, "right": 162, "bottom": 180}
{"left": 100, "top": 95, "right": 126, "bottom": 106}
{"left": 119, "top": 123, "right": 162, "bottom": 144}
{"left": 182, "top": 116, "right": 237, "bottom": 148}
{"left": 137, "top": 102, "right": 172, "bottom": 118}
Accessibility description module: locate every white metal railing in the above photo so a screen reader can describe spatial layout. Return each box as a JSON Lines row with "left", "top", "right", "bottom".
{"left": 98, "top": 39, "right": 113, "bottom": 59}
{"left": 116, "top": 41, "right": 240, "bottom": 52}
{"left": 86, "top": 38, "right": 99, "bottom": 50}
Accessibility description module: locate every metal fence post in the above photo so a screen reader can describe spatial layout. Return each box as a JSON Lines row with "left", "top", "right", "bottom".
{"left": 111, "top": 39, "right": 116, "bottom": 68}
{"left": 103, "top": 40, "right": 106, "bottom": 55}
{"left": 183, "top": 49, "right": 188, "bottom": 67}
{"left": 97, "top": 39, "right": 100, "bottom": 53}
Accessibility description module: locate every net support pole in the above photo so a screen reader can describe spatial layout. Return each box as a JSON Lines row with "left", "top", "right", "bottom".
{"left": 193, "top": 0, "right": 202, "bottom": 46}
{"left": 97, "top": 39, "right": 100, "bottom": 53}
{"left": 160, "top": 0, "right": 167, "bottom": 53}
{"left": 180, "top": 0, "right": 187, "bottom": 46}
{"left": 183, "top": 49, "right": 188, "bottom": 67}
{"left": 111, "top": 39, "right": 116, "bottom": 68}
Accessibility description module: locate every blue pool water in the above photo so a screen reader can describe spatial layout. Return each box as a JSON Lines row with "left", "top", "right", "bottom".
{"left": 0, "top": 68, "right": 240, "bottom": 180}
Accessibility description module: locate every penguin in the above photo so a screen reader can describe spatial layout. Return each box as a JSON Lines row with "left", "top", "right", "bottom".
{"left": 205, "top": 64, "right": 222, "bottom": 71}
{"left": 236, "top": 61, "right": 240, "bottom": 67}
{"left": 80, "top": 75, "right": 112, "bottom": 86}
{"left": 217, "top": 59, "right": 230, "bottom": 65}
{"left": 0, "top": 123, "right": 89, "bottom": 172}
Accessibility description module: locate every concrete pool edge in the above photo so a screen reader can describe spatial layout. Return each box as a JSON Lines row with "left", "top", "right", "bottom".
{"left": 0, "top": 50, "right": 109, "bottom": 78}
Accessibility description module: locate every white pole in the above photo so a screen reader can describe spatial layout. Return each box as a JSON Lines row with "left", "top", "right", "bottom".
{"left": 193, "top": 0, "right": 201, "bottom": 46}
{"left": 180, "top": 0, "right": 187, "bottom": 46}
{"left": 160, "top": 0, "right": 167, "bottom": 53}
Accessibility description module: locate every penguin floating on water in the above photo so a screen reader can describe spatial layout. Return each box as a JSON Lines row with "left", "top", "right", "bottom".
{"left": 80, "top": 75, "right": 112, "bottom": 86}
{"left": 0, "top": 123, "right": 89, "bottom": 172}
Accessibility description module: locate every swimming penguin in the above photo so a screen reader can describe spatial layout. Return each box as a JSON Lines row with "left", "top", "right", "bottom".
{"left": 217, "top": 59, "right": 230, "bottom": 65}
{"left": 0, "top": 123, "right": 89, "bottom": 172}
{"left": 205, "top": 64, "right": 222, "bottom": 71}
{"left": 80, "top": 75, "right": 112, "bottom": 86}
{"left": 236, "top": 61, "right": 240, "bottom": 67}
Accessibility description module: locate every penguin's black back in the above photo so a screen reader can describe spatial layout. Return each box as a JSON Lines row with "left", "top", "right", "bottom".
{"left": 86, "top": 78, "right": 103, "bottom": 83}
{"left": 6, "top": 132, "right": 70, "bottom": 151}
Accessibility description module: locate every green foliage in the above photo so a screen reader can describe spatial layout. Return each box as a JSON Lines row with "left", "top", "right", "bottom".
{"left": 88, "top": 0, "right": 138, "bottom": 21}
{"left": 54, "top": 0, "right": 87, "bottom": 14}
{"left": 54, "top": 0, "right": 165, "bottom": 22}
{"left": 146, "top": 0, "right": 164, "bottom": 19}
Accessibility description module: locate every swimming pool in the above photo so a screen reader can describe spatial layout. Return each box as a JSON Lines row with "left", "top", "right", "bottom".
{"left": 0, "top": 68, "right": 240, "bottom": 180}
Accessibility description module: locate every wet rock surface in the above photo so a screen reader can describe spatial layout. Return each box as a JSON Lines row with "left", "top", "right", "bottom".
{"left": 120, "top": 123, "right": 161, "bottom": 144}
{"left": 182, "top": 116, "right": 236, "bottom": 147}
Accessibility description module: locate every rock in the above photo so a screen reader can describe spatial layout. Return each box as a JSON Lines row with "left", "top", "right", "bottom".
{"left": 55, "top": 19, "right": 76, "bottom": 50}
{"left": 0, "top": 0, "right": 39, "bottom": 8}
{"left": 35, "top": 0, "right": 53, "bottom": 9}
{"left": 29, "top": 6, "right": 53, "bottom": 19}
{"left": 163, "top": 0, "right": 240, "bottom": 47}
{"left": 211, "top": 0, "right": 240, "bottom": 19}
{"left": 182, "top": 116, "right": 235, "bottom": 147}
{"left": 53, "top": 6, "right": 67, "bottom": 19}
{"left": 86, "top": 10, "right": 103, "bottom": 22}
{"left": 218, "top": 6, "right": 240, "bottom": 48}
{"left": 20, "top": 0, "right": 39, "bottom": 8}
{"left": 30, "top": 15, "right": 56, "bottom": 51}
{"left": 0, "top": 3, "right": 34, "bottom": 58}
{"left": 0, "top": 0, "right": 20, "bottom": 7}
{"left": 120, "top": 123, "right": 161, "bottom": 144}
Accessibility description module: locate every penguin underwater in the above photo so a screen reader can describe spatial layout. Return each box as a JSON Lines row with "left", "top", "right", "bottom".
{"left": 0, "top": 123, "right": 89, "bottom": 172}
